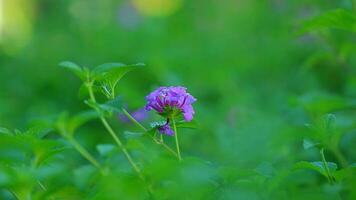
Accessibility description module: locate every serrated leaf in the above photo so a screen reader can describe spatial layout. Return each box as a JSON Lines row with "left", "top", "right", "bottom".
{"left": 294, "top": 161, "right": 337, "bottom": 178}
{"left": 150, "top": 121, "right": 166, "bottom": 129}
{"left": 300, "top": 9, "right": 356, "bottom": 33}
{"left": 96, "top": 144, "right": 116, "bottom": 156}
{"left": 59, "top": 61, "right": 86, "bottom": 81}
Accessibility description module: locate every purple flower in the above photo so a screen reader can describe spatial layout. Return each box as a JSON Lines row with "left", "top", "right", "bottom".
{"left": 158, "top": 123, "right": 174, "bottom": 136}
{"left": 145, "top": 86, "right": 197, "bottom": 121}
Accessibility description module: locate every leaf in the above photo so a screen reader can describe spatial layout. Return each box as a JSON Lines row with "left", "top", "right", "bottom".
{"left": 74, "top": 165, "right": 98, "bottom": 189}
{"left": 294, "top": 161, "right": 337, "bottom": 178}
{"left": 100, "top": 96, "right": 124, "bottom": 113}
{"left": 92, "top": 62, "right": 145, "bottom": 98}
{"left": 84, "top": 100, "right": 115, "bottom": 117}
{"left": 0, "top": 127, "right": 11, "bottom": 135}
{"left": 34, "top": 146, "right": 67, "bottom": 167}
{"left": 333, "top": 164, "right": 356, "bottom": 181}
{"left": 324, "top": 113, "right": 336, "bottom": 130}
{"left": 59, "top": 61, "right": 86, "bottom": 81}
{"left": 300, "top": 9, "right": 356, "bottom": 33}
{"left": 255, "top": 162, "right": 275, "bottom": 178}
{"left": 68, "top": 110, "right": 99, "bottom": 134}
{"left": 96, "top": 144, "right": 116, "bottom": 157}
{"left": 303, "top": 138, "right": 320, "bottom": 150}
{"left": 124, "top": 131, "right": 143, "bottom": 139}
{"left": 176, "top": 120, "right": 199, "bottom": 129}
{"left": 150, "top": 121, "right": 166, "bottom": 129}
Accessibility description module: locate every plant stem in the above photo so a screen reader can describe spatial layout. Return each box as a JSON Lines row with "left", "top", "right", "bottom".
{"left": 68, "top": 137, "right": 103, "bottom": 172}
{"left": 172, "top": 118, "right": 182, "bottom": 161}
{"left": 121, "top": 108, "right": 147, "bottom": 131}
{"left": 320, "top": 148, "right": 333, "bottom": 183}
{"left": 37, "top": 180, "right": 47, "bottom": 191}
{"left": 121, "top": 108, "right": 179, "bottom": 158}
{"left": 87, "top": 84, "right": 143, "bottom": 179}
{"left": 160, "top": 134, "right": 164, "bottom": 143}
{"left": 99, "top": 116, "right": 143, "bottom": 178}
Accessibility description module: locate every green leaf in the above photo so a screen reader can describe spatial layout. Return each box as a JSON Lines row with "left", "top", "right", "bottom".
{"left": 300, "top": 9, "right": 356, "bottom": 33}
{"left": 34, "top": 146, "right": 67, "bottom": 167}
{"left": 334, "top": 164, "right": 356, "bottom": 181}
{"left": 124, "top": 131, "right": 143, "bottom": 139}
{"left": 96, "top": 144, "right": 116, "bottom": 157}
{"left": 92, "top": 62, "right": 144, "bottom": 98}
{"left": 59, "top": 61, "right": 86, "bottom": 81}
{"left": 100, "top": 96, "right": 124, "bottom": 113}
{"left": 176, "top": 120, "right": 199, "bottom": 129}
{"left": 0, "top": 127, "right": 11, "bottom": 135}
{"left": 324, "top": 113, "right": 336, "bottom": 130}
{"left": 294, "top": 161, "right": 337, "bottom": 178}
{"left": 303, "top": 139, "right": 320, "bottom": 150}
{"left": 68, "top": 110, "right": 99, "bottom": 134}
{"left": 74, "top": 165, "right": 98, "bottom": 189}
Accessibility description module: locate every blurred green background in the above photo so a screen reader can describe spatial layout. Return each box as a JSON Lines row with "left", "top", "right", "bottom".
{"left": 0, "top": 0, "right": 356, "bottom": 199}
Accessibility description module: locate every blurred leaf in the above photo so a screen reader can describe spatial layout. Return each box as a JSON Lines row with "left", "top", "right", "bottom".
{"left": 334, "top": 164, "right": 356, "bottom": 182}
{"left": 150, "top": 121, "right": 166, "bottom": 129}
{"left": 74, "top": 165, "right": 98, "bottom": 189}
{"left": 101, "top": 96, "right": 124, "bottom": 113}
{"left": 84, "top": 100, "right": 114, "bottom": 117}
{"left": 124, "top": 131, "right": 143, "bottom": 139}
{"left": 324, "top": 113, "right": 336, "bottom": 130}
{"left": 303, "top": 139, "right": 320, "bottom": 150}
{"left": 96, "top": 144, "right": 115, "bottom": 157}
{"left": 34, "top": 146, "right": 67, "bottom": 167}
{"left": 300, "top": 9, "right": 356, "bottom": 33}
{"left": 176, "top": 120, "right": 199, "bottom": 129}
{"left": 255, "top": 162, "right": 275, "bottom": 178}
{"left": 0, "top": 127, "right": 11, "bottom": 135}
{"left": 294, "top": 161, "right": 337, "bottom": 178}
{"left": 298, "top": 92, "right": 350, "bottom": 115}
{"left": 59, "top": 61, "right": 86, "bottom": 81}
{"left": 68, "top": 110, "right": 98, "bottom": 134}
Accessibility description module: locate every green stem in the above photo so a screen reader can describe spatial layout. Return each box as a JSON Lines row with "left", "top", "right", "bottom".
{"left": 160, "top": 134, "right": 164, "bottom": 143}
{"left": 37, "top": 180, "right": 47, "bottom": 191}
{"left": 320, "top": 148, "right": 333, "bottom": 183}
{"left": 122, "top": 108, "right": 147, "bottom": 131}
{"left": 68, "top": 137, "right": 103, "bottom": 172}
{"left": 87, "top": 84, "right": 142, "bottom": 179}
{"left": 121, "top": 108, "right": 179, "bottom": 158}
{"left": 100, "top": 116, "right": 143, "bottom": 178}
{"left": 172, "top": 118, "right": 182, "bottom": 161}
{"left": 9, "top": 190, "right": 19, "bottom": 200}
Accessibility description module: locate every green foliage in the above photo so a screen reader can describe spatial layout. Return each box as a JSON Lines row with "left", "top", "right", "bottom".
{"left": 92, "top": 62, "right": 144, "bottom": 99}
{"left": 294, "top": 161, "right": 337, "bottom": 179}
{"left": 1, "top": 1, "right": 356, "bottom": 199}
{"left": 301, "top": 9, "right": 356, "bottom": 33}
